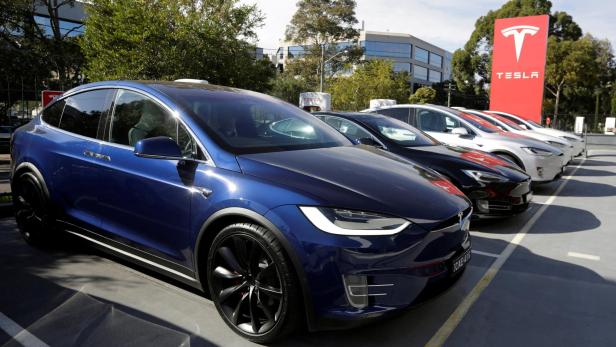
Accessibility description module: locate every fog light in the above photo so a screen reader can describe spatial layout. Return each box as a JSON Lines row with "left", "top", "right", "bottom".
{"left": 343, "top": 275, "right": 368, "bottom": 308}
{"left": 537, "top": 167, "right": 544, "bottom": 177}
{"left": 477, "top": 199, "right": 490, "bottom": 213}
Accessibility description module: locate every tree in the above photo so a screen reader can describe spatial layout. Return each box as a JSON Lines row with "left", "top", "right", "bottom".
{"left": 409, "top": 86, "right": 437, "bottom": 104}
{"left": 284, "top": 0, "right": 362, "bottom": 90}
{"left": 269, "top": 73, "right": 310, "bottom": 104}
{"left": 612, "top": 92, "right": 616, "bottom": 115}
{"left": 328, "top": 60, "right": 410, "bottom": 111}
{"left": 80, "top": 0, "right": 274, "bottom": 91}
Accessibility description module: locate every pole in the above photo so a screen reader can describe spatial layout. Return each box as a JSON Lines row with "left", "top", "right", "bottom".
{"left": 320, "top": 44, "right": 324, "bottom": 93}
{"left": 447, "top": 82, "right": 452, "bottom": 107}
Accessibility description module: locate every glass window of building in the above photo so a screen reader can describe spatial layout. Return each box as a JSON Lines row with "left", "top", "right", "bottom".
{"left": 288, "top": 46, "right": 306, "bottom": 58}
{"left": 429, "top": 70, "right": 442, "bottom": 83}
{"left": 414, "top": 65, "right": 428, "bottom": 80}
{"left": 34, "top": 15, "right": 84, "bottom": 37}
{"left": 362, "top": 41, "right": 411, "bottom": 58}
{"left": 415, "top": 47, "right": 429, "bottom": 63}
{"left": 429, "top": 53, "right": 443, "bottom": 68}
{"left": 393, "top": 63, "right": 411, "bottom": 73}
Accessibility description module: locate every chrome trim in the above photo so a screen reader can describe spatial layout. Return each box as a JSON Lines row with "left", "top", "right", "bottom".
{"left": 64, "top": 229, "right": 197, "bottom": 282}
{"left": 40, "top": 84, "right": 216, "bottom": 167}
{"left": 347, "top": 283, "right": 394, "bottom": 297}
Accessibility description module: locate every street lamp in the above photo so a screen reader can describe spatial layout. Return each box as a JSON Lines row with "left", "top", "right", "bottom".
{"left": 320, "top": 45, "right": 349, "bottom": 93}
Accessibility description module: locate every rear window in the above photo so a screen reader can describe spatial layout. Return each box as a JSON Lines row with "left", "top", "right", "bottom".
{"left": 59, "top": 90, "right": 115, "bottom": 138}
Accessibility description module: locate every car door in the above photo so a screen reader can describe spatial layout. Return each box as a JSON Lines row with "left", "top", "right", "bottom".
{"left": 47, "top": 89, "right": 115, "bottom": 229}
{"left": 97, "top": 89, "right": 202, "bottom": 269}
{"left": 415, "top": 109, "right": 478, "bottom": 148}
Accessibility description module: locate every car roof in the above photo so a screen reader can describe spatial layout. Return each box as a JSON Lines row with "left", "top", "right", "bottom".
{"left": 65, "top": 80, "right": 249, "bottom": 98}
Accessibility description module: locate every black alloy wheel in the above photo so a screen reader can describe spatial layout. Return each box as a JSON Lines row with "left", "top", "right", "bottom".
{"left": 12, "top": 171, "right": 52, "bottom": 245}
{"left": 207, "top": 223, "right": 300, "bottom": 343}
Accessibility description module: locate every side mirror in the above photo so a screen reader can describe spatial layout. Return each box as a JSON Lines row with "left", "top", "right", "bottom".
{"left": 134, "top": 136, "right": 183, "bottom": 160}
{"left": 451, "top": 127, "right": 469, "bottom": 136}
{"left": 355, "top": 137, "right": 382, "bottom": 148}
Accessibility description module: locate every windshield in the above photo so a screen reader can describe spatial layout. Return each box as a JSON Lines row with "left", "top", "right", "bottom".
{"left": 488, "top": 114, "right": 525, "bottom": 130}
{"left": 166, "top": 88, "right": 351, "bottom": 154}
{"left": 363, "top": 116, "right": 439, "bottom": 146}
{"left": 457, "top": 112, "right": 501, "bottom": 133}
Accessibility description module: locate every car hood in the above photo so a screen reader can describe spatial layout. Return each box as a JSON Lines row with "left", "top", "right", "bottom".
{"left": 485, "top": 131, "right": 564, "bottom": 155}
{"left": 533, "top": 128, "right": 583, "bottom": 141}
{"left": 520, "top": 131, "right": 572, "bottom": 146}
{"left": 405, "top": 145, "right": 529, "bottom": 181}
{"left": 237, "top": 145, "right": 471, "bottom": 226}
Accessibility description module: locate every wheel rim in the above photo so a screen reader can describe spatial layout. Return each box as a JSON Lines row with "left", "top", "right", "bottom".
{"left": 211, "top": 234, "right": 283, "bottom": 335}
{"left": 14, "top": 176, "right": 44, "bottom": 236}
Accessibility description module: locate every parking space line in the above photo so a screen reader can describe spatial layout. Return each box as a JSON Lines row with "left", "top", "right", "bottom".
{"left": 567, "top": 252, "right": 600, "bottom": 261}
{"left": 425, "top": 159, "right": 586, "bottom": 347}
{"left": 471, "top": 250, "right": 500, "bottom": 258}
{"left": 0, "top": 312, "right": 48, "bottom": 347}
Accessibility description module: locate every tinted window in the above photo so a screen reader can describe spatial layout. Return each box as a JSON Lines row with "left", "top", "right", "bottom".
{"left": 414, "top": 65, "right": 428, "bottom": 80}
{"left": 59, "top": 90, "right": 114, "bottom": 138}
{"left": 109, "top": 90, "right": 199, "bottom": 158}
{"left": 415, "top": 47, "right": 429, "bottom": 63}
{"left": 320, "top": 116, "right": 375, "bottom": 143}
{"left": 165, "top": 88, "right": 350, "bottom": 154}
{"left": 457, "top": 112, "right": 501, "bottom": 133}
{"left": 362, "top": 117, "right": 438, "bottom": 147}
{"left": 377, "top": 108, "right": 410, "bottom": 123}
{"left": 41, "top": 100, "right": 65, "bottom": 127}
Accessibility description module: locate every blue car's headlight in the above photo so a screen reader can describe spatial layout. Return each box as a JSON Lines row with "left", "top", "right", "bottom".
{"left": 463, "top": 170, "right": 509, "bottom": 183}
{"left": 299, "top": 206, "right": 410, "bottom": 236}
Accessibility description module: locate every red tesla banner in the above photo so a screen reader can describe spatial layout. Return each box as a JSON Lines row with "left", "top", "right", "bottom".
{"left": 41, "top": 90, "right": 64, "bottom": 107}
{"left": 489, "top": 15, "right": 549, "bottom": 123}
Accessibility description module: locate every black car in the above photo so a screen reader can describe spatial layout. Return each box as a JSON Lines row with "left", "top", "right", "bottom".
{"left": 316, "top": 111, "right": 532, "bottom": 218}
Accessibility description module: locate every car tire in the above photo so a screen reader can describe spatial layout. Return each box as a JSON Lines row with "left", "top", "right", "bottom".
{"left": 207, "top": 223, "right": 301, "bottom": 343}
{"left": 12, "top": 171, "right": 54, "bottom": 246}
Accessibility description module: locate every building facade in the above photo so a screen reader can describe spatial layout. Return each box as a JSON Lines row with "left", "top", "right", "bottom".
{"left": 275, "top": 30, "right": 453, "bottom": 89}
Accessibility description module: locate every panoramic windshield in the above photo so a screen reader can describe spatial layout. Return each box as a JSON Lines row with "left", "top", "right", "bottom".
{"left": 363, "top": 116, "right": 439, "bottom": 146}
{"left": 456, "top": 111, "right": 501, "bottom": 133}
{"left": 167, "top": 88, "right": 351, "bottom": 154}
{"left": 490, "top": 114, "right": 525, "bottom": 130}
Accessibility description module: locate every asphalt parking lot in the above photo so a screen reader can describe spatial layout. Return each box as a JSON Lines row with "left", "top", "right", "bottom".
{"left": 1, "top": 150, "right": 616, "bottom": 347}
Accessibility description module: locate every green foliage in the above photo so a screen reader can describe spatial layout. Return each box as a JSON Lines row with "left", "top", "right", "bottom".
{"left": 283, "top": 0, "right": 362, "bottom": 90}
{"left": 80, "top": 0, "right": 275, "bottom": 91}
{"left": 285, "top": 0, "right": 358, "bottom": 45}
{"left": 612, "top": 92, "right": 616, "bottom": 114}
{"left": 269, "top": 73, "right": 311, "bottom": 104}
{"left": 409, "top": 87, "right": 437, "bottom": 104}
{"left": 328, "top": 60, "right": 410, "bottom": 111}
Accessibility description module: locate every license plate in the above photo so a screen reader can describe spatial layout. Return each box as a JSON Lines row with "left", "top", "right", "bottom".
{"left": 451, "top": 249, "right": 471, "bottom": 273}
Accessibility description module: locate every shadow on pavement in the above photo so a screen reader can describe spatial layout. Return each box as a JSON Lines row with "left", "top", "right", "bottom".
{"left": 555, "top": 179, "right": 616, "bottom": 197}
{"left": 571, "top": 167, "right": 615, "bottom": 177}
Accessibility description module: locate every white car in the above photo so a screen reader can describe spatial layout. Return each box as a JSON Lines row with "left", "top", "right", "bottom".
{"left": 486, "top": 110, "right": 585, "bottom": 157}
{"left": 362, "top": 104, "right": 565, "bottom": 183}
{"left": 459, "top": 109, "right": 574, "bottom": 165}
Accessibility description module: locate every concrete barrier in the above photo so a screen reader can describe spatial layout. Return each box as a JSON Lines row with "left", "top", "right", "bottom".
{"left": 586, "top": 134, "right": 616, "bottom": 146}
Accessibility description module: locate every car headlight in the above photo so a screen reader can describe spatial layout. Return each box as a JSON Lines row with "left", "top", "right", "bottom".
{"left": 522, "top": 147, "right": 553, "bottom": 156}
{"left": 561, "top": 135, "right": 581, "bottom": 143}
{"left": 547, "top": 141, "right": 566, "bottom": 148}
{"left": 463, "top": 170, "right": 509, "bottom": 183}
{"left": 299, "top": 206, "right": 410, "bottom": 236}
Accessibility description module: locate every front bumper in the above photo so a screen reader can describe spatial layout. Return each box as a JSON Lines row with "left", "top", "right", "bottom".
{"left": 264, "top": 205, "right": 472, "bottom": 331}
{"left": 467, "top": 179, "right": 532, "bottom": 218}
{"left": 524, "top": 154, "right": 563, "bottom": 182}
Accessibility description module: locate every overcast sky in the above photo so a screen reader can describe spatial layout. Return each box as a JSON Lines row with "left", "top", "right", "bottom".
{"left": 241, "top": 0, "right": 615, "bottom": 54}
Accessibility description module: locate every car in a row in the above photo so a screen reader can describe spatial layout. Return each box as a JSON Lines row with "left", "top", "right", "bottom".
{"left": 11, "top": 81, "right": 473, "bottom": 343}
{"left": 362, "top": 104, "right": 568, "bottom": 184}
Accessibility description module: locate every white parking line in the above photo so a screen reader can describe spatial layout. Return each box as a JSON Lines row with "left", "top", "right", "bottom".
{"left": 471, "top": 250, "right": 500, "bottom": 258}
{"left": 0, "top": 312, "right": 48, "bottom": 347}
{"left": 425, "top": 159, "right": 586, "bottom": 347}
{"left": 567, "top": 252, "right": 600, "bottom": 261}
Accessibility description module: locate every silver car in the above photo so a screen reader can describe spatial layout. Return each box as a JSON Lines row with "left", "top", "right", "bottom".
{"left": 362, "top": 104, "right": 565, "bottom": 183}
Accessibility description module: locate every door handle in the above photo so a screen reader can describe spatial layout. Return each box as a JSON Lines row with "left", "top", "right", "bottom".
{"left": 84, "top": 150, "right": 111, "bottom": 161}
{"left": 194, "top": 187, "right": 213, "bottom": 198}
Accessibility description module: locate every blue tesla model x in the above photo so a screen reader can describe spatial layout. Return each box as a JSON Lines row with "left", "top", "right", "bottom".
{"left": 10, "top": 81, "right": 471, "bottom": 343}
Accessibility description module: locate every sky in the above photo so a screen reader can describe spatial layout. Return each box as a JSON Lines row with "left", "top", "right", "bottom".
{"left": 240, "top": 0, "right": 616, "bottom": 55}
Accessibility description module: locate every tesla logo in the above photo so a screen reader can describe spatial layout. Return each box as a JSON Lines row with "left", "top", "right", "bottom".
{"left": 501, "top": 25, "right": 540, "bottom": 62}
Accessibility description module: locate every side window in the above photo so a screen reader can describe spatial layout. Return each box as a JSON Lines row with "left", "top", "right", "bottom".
{"left": 378, "top": 108, "right": 410, "bottom": 123}
{"left": 110, "top": 90, "right": 200, "bottom": 159}
{"left": 41, "top": 99, "right": 65, "bottom": 127}
{"left": 417, "top": 109, "right": 448, "bottom": 133}
{"left": 444, "top": 115, "right": 461, "bottom": 131}
{"left": 322, "top": 116, "right": 374, "bottom": 143}
{"left": 59, "top": 90, "right": 114, "bottom": 138}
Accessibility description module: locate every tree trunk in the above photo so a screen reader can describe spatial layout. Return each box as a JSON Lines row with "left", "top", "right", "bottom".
{"left": 553, "top": 86, "right": 561, "bottom": 128}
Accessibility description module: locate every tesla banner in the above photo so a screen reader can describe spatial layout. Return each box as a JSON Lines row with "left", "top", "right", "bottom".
{"left": 489, "top": 15, "right": 549, "bottom": 123}
{"left": 42, "top": 90, "right": 64, "bottom": 107}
